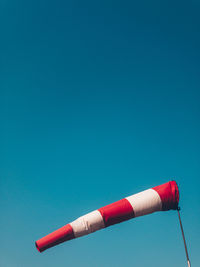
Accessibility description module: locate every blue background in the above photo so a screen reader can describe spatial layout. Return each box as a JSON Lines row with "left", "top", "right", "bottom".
{"left": 1, "top": 1, "right": 199, "bottom": 266}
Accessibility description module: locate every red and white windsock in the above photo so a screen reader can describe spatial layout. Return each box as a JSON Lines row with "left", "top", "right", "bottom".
{"left": 35, "top": 181, "right": 179, "bottom": 252}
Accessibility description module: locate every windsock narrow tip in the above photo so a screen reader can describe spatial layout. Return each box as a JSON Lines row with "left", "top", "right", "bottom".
{"left": 35, "top": 241, "right": 41, "bottom": 253}
{"left": 35, "top": 224, "right": 75, "bottom": 253}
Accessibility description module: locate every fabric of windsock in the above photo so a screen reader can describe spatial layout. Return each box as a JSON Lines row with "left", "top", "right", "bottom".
{"left": 35, "top": 180, "right": 179, "bottom": 252}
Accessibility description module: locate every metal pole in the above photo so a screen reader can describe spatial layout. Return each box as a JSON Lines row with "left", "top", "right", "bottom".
{"left": 177, "top": 207, "right": 191, "bottom": 267}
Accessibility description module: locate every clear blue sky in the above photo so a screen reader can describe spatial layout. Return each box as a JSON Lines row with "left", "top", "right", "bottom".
{"left": 1, "top": 1, "right": 199, "bottom": 266}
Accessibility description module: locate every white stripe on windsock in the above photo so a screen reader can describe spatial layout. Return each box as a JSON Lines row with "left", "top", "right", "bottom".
{"left": 70, "top": 210, "right": 105, "bottom": 238}
{"left": 126, "top": 189, "right": 162, "bottom": 217}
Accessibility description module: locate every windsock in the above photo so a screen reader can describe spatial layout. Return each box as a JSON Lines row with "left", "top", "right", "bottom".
{"left": 35, "top": 181, "right": 179, "bottom": 252}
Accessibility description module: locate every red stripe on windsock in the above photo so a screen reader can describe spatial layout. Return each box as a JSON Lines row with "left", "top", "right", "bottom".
{"left": 98, "top": 198, "right": 135, "bottom": 227}
{"left": 35, "top": 224, "right": 75, "bottom": 252}
{"left": 152, "top": 181, "right": 179, "bottom": 211}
